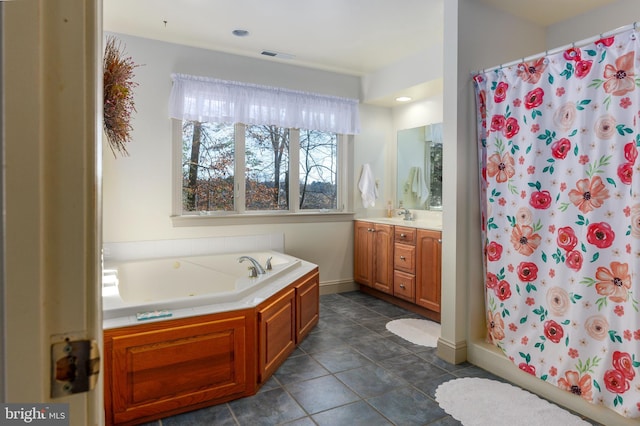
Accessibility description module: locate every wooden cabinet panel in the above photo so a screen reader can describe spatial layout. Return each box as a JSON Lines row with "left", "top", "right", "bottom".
{"left": 106, "top": 312, "right": 253, "bottom": 425}
{"left": 295, "top": 270, "right": 319, "bottom": 343}
{"left": 372, "top": 224, "right": 394, "bottom": 294}
{"left": 258, "top": 288, "right": 296, "bottom": 383}
{"left": 354, "top": 221, "right": 393, "bottom": 294}
{"left": 393, "top": 270, "right": 415, "bottom": 302}
{"left": 354, "top": 221, "right": 374, "bottom": 286}
{"left": 416, "top": 229, "right": 442, "bottom": 313}
{"left": 393, "top": 243, "right": 415, "bottom": 273}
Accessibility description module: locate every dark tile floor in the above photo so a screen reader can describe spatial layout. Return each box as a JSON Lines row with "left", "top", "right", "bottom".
{"left": 143, "top": 290, "right": 597, "bottom": 426}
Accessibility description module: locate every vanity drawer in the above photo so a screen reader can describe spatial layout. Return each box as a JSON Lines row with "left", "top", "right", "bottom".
{"left": 394, "top": 243, "right": 415, "bottom": 273}
{"left": 393, "top": 270, "right": 415, "bottom": 302}
{"left": 394, "top": 227, "right": 416, "bottom": 245}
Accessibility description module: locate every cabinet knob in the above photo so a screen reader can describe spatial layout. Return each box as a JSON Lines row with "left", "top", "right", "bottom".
{"left": 399, "top": 256, "right": 406, "bottom": 260}
{"left": 438, "top": 239, "right": 442, "bottom": 243}
{"left": 400, "top": 233, "right": 406, "bottom": 238}
{"left": 399, "top": 283, "right": 406, "bottom": 289}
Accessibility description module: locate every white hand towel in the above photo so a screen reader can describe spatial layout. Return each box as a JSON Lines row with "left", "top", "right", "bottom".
{"left": 358, "top": 163, "right": 378, "bottom": 208}
{"left": 406, "top": 167, "right": 429, "bottom": 207}
{"left": 415, "top": 167, "right": 429, "bottom": 204}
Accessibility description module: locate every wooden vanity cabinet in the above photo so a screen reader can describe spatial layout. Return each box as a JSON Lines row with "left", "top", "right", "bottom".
{"left": 355, "top": 220, "right": 441, "bottom": 321}
{"left": 354, "top": 221, "right": 393, "bottom": 294}
{"left": 416, "top": 229, "right": 442, "bottom": 313}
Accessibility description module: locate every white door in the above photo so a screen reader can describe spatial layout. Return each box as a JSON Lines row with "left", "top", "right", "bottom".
{"left": 3, "top": 1, "right": 103, "bottom": 425}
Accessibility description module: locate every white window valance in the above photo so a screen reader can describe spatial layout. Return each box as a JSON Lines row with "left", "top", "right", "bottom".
{"left": 169, "top": 73, "right": 360, "bottom": 135}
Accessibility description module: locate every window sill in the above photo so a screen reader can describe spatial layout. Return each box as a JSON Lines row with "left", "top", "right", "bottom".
{"left": 171, "top": 211, "right": 355, "bottom": 227}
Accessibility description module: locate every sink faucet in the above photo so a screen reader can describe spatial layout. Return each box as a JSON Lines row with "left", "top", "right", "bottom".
{"left": 238, "top": 256, "right": 266, "bottom": 274}
{"left": 398, "top": 208, "right": 413, "bottom": 221}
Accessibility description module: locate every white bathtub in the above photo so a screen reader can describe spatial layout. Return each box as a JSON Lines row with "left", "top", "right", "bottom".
{"left": 102, "top": 250, "right": 317, "bottom": 328}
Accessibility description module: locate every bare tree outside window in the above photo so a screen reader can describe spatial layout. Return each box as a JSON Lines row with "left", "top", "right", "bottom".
{"left": 245, "top": 125, "right": 290, "bottom": 211}
{"left": 429, "top": 142, "right": 443, "bottom": 209}
{"left": 182, "top": 121, "right": 235, "bottom": 211}
{"left": 300, "top": 129, "right": 337, "bottom": 210}
{"left": 181, "top": 121, "right": 339, "bottom": 214}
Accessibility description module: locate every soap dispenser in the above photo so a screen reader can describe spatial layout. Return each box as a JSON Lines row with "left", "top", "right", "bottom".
{"left": 386, "top": 200, "right": 393, "bottom": 218}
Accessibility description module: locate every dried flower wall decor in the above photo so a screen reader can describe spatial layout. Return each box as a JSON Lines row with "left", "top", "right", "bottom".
{"left": 103, "top": 36, "right": 139, "bottom": 157}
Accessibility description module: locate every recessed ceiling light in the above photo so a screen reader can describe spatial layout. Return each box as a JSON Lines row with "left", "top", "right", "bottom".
{"left": 232, "top": 29, "right": 249, "bottom": 37}
{"left": 395, "top": 96, "right": 412, "bottom": 102}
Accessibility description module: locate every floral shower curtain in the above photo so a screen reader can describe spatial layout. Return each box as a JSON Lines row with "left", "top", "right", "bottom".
{"left": 474, "top": 26, "right": 640, "bottom": 418}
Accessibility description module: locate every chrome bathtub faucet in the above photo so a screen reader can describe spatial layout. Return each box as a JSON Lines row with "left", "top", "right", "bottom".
{"left": 238, "top": 255, "right": 266, "bottom": 274}
{"left": 246, "top": 266, "right": 258, "bottom": 278}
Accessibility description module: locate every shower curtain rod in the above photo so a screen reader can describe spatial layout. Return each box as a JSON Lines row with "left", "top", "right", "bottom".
{"left": 473, "top": 21, "right": 638, "bottom": 76}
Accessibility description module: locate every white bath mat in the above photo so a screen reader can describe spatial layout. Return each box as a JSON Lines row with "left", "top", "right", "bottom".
{"left": 385, "top": 318, "right": 440, "bottom": 347}
{"left": 435, "top": 377, "right": 591, "bottom": 426}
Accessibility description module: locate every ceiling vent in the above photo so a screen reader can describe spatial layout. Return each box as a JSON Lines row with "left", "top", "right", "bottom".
{"left": 261, "top": 50, "right": 296, "bottom": 60}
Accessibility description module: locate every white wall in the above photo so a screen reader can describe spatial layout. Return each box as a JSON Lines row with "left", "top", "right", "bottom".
{"left": 546, "top": 0, "right": 640, "bottom": 47}
{"left": 352, "top": 96, "right": 445, "bottom": 216}
{"left": 392, "top": 96, "right": 443, "bottom": 131}
{"left": 362, "top": 44, "right": 443, "bottom": 104}
{"left": 103, "top": 34, "right": 396, "bottom": 290}
{"left": 352, "top": 103, "right": 394, "bottom": 217}
{"left": 452, "top": 1, "right": 640, "bottom": 424}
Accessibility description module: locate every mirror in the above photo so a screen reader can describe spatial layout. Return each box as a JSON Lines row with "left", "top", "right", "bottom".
{"left": 396, "top": 123, "right": 443, "bottom": 210}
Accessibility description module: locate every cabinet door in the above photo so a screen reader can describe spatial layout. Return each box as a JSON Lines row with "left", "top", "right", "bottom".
{"left": 258, "top": 288, "right": 296, "bottom": 383}
{"left": 372, "top": 223, "right": 394, "bottom": 294}
{"left": 295, "top": 270, "right": 320, "bottom": 343}
{"left": 108, "top": 314, "right": 251, "bottom": 425}
{"left": 354, "top": 221, "right": 374, "bottom": 286}
{"left": 416, "top": 229, "right": 442, "bottom": 312}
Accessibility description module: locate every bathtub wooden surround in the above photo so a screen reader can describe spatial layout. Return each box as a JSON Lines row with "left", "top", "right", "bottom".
{"left": 103, "top": 268, "right": 319, "bottom": 425}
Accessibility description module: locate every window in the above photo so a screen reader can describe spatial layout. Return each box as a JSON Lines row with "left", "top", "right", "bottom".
{"left": 245, "top": 124, "right": 290, "bottom": 211}
{"left": 299, "top": 129, "right": 338, "bottom": 210}
{"left": 179, "top": 121, "right": 343, "bottom": 215}
{"left": 182, "top": 121, "right": 235, "bottom": 212}
{"left": 169, "top": 74, "right": 358, "bottom": 221}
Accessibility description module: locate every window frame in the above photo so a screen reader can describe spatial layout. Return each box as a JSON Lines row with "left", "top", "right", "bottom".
{"left": 171, "top": 119, "right": 354, "bottom": 226}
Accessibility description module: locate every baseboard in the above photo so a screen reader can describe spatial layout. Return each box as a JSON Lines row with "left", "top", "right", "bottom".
{"left": 319, "top": 280, "right": 359, "bottom": 295}
{"left": 437, "top": 336, "right": 468, "bottom": 365}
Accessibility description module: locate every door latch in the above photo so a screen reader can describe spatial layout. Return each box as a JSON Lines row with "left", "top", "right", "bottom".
{"left": 51, "top": 337, "right": 100, "bottom": 398}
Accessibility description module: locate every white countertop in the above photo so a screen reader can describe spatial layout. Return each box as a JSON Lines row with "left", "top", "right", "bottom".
{"left": 356, "top": 217, "right": 442, "bottom": 231}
